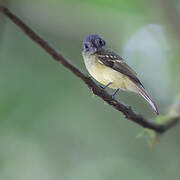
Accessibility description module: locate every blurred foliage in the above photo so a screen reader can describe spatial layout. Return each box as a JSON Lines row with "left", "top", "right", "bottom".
{"left": 0, "top": 0, "right": 180, "bottom": 179}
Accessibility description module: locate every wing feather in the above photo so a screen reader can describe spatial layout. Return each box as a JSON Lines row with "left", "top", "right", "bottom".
{"left": 97, "top": 49, "right": 144, "bottom": 87}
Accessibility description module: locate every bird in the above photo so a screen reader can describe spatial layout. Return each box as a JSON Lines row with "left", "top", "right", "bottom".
{"left": 82, "top": 34, "right": 159, "bottom": 115}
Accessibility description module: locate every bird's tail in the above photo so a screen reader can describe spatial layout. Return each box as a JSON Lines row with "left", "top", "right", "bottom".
{"left": 137, "top": 85, "right": 159, "bottom": 115}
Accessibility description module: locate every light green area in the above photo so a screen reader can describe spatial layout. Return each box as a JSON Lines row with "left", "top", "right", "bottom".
{"left": 0, "top": 0, "right": 180, "bottom": 179}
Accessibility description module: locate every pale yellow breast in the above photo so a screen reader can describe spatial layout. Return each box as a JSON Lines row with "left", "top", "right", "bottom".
{"left": 82, "top": 53, "right": 131, "bottom": 89}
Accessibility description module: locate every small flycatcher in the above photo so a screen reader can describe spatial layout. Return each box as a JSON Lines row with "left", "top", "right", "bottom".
{"left": 82, "top": 34, "right": 159, "bottom": 115}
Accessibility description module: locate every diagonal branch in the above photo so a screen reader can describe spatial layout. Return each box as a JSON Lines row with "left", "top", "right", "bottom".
{"left": 0, "top": 5, "right": 179, "bottom": 134}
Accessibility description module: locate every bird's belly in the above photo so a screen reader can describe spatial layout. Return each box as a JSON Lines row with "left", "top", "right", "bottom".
{"left": 84, "top": 56, "right": 129, "bottom": 89}
{"left": 94, "top": 66, "right": 128, "bottom": 89}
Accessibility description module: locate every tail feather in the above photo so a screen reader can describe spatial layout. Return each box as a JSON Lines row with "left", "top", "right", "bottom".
{"left": 137, "top": 86, "right": 159, "bottom": 115}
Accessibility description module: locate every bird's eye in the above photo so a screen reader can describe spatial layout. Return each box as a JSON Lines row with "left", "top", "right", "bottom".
{"left": 85, "top": 44, "right": 89, "bottom": 49}
{"left": 99, "top": 39, "right": 105, "bottom": 46}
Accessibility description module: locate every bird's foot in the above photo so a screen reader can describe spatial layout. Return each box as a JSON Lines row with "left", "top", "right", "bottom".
{"left": 101, "top": 82, "right": 112, "bottom": 89}
{"left": 111, "top": 88, "right": 120, "bottom": 99}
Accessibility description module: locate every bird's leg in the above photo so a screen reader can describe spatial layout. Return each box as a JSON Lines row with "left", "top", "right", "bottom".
{"left": 111, "top": 88, "right": 120, "bottom": 99}
{"left": 101, "top": 82, "right": 112, "bottom": 89}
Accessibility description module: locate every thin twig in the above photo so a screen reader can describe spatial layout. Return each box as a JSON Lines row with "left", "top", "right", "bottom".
{"left": 0, "top": 5, "right": 179, "bottom": 133}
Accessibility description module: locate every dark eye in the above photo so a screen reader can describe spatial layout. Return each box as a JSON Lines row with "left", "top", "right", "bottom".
{"left": 85, "top": 44, "right": 89, "bottom": 49}
{"left": 99, "top": 39, "right": 104, "bottom": 46}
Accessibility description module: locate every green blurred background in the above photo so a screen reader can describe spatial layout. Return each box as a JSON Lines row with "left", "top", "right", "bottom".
{"left": 0, "top": 0, "right": 180, "bottom": 179}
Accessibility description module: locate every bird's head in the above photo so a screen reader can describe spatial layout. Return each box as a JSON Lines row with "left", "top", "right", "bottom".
{"left": 82, "top": 34, "right": 106, "bottom": 55}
